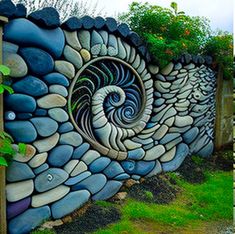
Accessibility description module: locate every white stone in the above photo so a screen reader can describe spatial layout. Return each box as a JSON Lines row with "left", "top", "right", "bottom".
{"left": 37, "top": 94, "right": 67, "bottom": 109}
{"left": 55, "top": 60, "right": 75, "bottom": 79}
{"left": 160, "top": 146, "right": 176, "bottom": 162}
{"left": 71, "top": 161, "right": 87, "bottom": 177}
{"left": 64, "top": 45, "right": 83, "bottom": 69}
{"left": 144, "top": 145, "right": 165, "bottom": 161}
{"left": 161, "top": 62, "right": 174, "bottom": 75}
{"left": 64, "top": 160, "right": 79, "bottom": 174}
{"left": 82, "top": 150, "right": 100, "bottom": 165}
{"left": 28, "top": 153, "right": 48, "bottom": 168}
{"left": 49, "top": 85, "right": 68, "bottom": 97}
{"left": 174, "top": 116, "right": 193, "bottom": 127}
{"left": 148, "top": 65, "right": 159, "bottom": 75}
{"left": 63, "top": 30, "right": 82, "bottom": 51}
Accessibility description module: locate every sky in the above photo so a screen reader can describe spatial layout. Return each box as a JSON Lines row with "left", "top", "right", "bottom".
{"left": 92, "top": 0, "right": 233, "bottom": 33}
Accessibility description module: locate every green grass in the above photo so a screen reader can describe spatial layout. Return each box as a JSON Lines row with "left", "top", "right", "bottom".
{"left": 31, "top": 229, "right": 55, "bottom": 234}
{"left": 95, "top": 170, "right": 233, "bottom": 233}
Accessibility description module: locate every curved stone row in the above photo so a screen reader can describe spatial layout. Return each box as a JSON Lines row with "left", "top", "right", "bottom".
{"left": 1, "top": 1, "right": 216, "bottom": 234}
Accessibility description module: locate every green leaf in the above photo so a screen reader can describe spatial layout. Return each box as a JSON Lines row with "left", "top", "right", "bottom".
{"left": 0, "top": 85, "right": 4, "bottom": 94}
{"left": 1, "top": 84, "right": 14, "bottom": 94}
{"left": 0, "top": 65, "right": 10, "bottom": 76}
{"left": 170, "top": 2, "right": 177, "bottom": 12}
{"left": 18, "top": 143, "right": 27, "bottom": 155}
{"left": 0, "top": 156, "right": 8, "bottom": 166}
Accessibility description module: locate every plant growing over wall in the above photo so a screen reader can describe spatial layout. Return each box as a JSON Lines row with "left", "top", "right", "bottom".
{"left": 119, "top": 2, "right": 211, "bottom": 68}
{"left": 0, "top": 65, "right": 26, "bottom": 166}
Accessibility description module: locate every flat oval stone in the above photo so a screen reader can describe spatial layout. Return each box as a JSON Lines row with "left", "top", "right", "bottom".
{"left": 13, "top": 144, "right": 36, "bottom": 162}
{"left": 72, "top": 143, "right": 90, "bottom": 159}
{"left": 65, "top": 171, "right": 91, "bottom": 186}
{"left": 81, "top": 150, "right": 100, "bottom": 165}
{"left": 8, "top": 206, "right": 51, "bottom": 234}
{"left": 49, "top": 85, "right": 68, "bottom": 97}
{"left": 89, "top": 157, "right": 111, "bottom": 173}
{"left": 30, "top": 117, "right": 58, "bottom": 137}
{"left": 6, "top": 180, "right": 34, "bottom": 202}
{"left": 92, "top": 180, "right": 123, "bottom": 200}
{"left": 51, "top": 190, "right": 90, "bottom": 219}
{"left": 64, "top": 45, "right": 83, "bottom": 69}
{"left": 7, "top": 161, "right": 35, "bottom": 182}
{"left": 34, "top": 108, "right": 47, "bottom": 116}
{"left": 63, "top": 160, "right": 79, "bottom": 174}
{"left": 58, "top": 122, "right": 74, "bottom": 133}
{"left": 55, "top": 60, "right": 75, "bottom": 79}
{"left": 12, "top": 75, "right": 48, "bottom": 97}
{"left": 4, "top": 18, "right": 65, "bottom": 58}
{"left": 71, "top": 161, "right": 87, "bottom": 177}
{"left": 175, "top": 116, "right": 193, "bottom": 127}
{"left": 5, "top": 94, "right": 36, "bottom": 113}
{"left": 3, "top": 41, "right": 19, "bottom": 54}
{"left": 16, "top": 113, "right": 33, "bottom": 120}
{"left": 35, "top": 168, "right": 69, "bottom": 192}
{"left": 48, "top": 145, "right": 74, "bottom": 167}
{"left": 48, "top": 108, "right": 69, "bottom": 122}
{"left": 72, "top": 174, "right": 107, "bottom": 194}
{"left": 19, "top": 47, "right": 54, "bottom": 76}
{"left": 33, "top": 163, "right": 49, "bottom": 175}
{"left": 7, "top": 197, "right": 31, "bottom": 220}
{"left": 59, "top": 131, "right": 83, "bottom": 147}
{"left": 62, "top": 17, "right": 82, "bottom": 31}
{"left": 3, "top": 53, "right": 27, "bottom": 78}
{"left": 33, "top": 133, "right": 59, "bottom": 153}
{"left": 183, "top": 127, "right": 199, "bottom": 144}
{"left": 127, "top": 148, "right": 145, "bottom": 160}
{"left": 32, "top": 185, "right": 70, "bottom": 208}
{"left": 37, "top": 94, "right": 67, "bottom": 109}
{"left": 5, "top": 121, "right": 37, "bottom": 143}
{"left": 103, "top": 161, "right": 124, "bottom": 178}
{"left": 43, "top": 72, "right": 69, "bottom": 87}
{"left": 28, "top": 153, "right": 48, "bottom": 168}
{"left": 133, "top": 161, "right": 156, "bottom": 176}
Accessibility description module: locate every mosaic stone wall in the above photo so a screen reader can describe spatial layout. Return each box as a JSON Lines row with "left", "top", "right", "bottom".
{"left": 1, "top": 2, "right": 216, "bottom": 234}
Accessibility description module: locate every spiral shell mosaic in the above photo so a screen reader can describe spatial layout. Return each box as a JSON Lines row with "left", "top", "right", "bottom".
{"left": 1, "top": 2, "right": 216, "bottom": 234}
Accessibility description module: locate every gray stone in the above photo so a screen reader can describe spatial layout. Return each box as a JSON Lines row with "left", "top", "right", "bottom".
{"left": 6, "top": 180, "right": 34, "bottom": 202}
{"left": 3, "top": 41, "right": 19, "bottom": 54}
{"left": 72, "top": 174, "right": 107, "bottom": 194}
{"left": 92, "top": 180, "right": 123, "bottom": 200}
{"left": 89, "top": 157, "right": 111, "bottom": 173}
{"left": 32, "top": 185, "right": 70, "bottom": 207}
{"left": 183, "top": 127, "right": 199, "bottom": 144}
{"left": 49, "top": 84, "right": 68, "bottom": 97}
{"left": 3, "top": 53, "right": 27, "bottom": 78}
{"left": 81, "top": 150, "right": 100, "bottom": 165}
{"left": 30, "top": 117, "right": 58, "bottom": 137}
{"left": 65, "top": 171, "right": 91, "bottom": 186}
{"left": 144, "top": 145, "right": 165, "bottom": 161}
{"left": 159, "top": 147, "right": 176, "bottom": 162}
{"left": 51, "top": 190, "right": 90, "bottom": 219}
{"left": 63, "top": 30, "right": 82, "bottom": 51}
{"left": 60, "top": 131, "right": 83, "bottom": 147}
{"left": 8, "top": 206, "right": 51, "bottom": 234}
{"left": 33, "top": 163, "right": 49, "bottom": 175}
{"left": 33, "top": 133, "right": 59, "bottom": 153}
{"left": 161, "top": 62, "right": 174, "bottom": 75}
{"left": 71, "top": 161, "right": 87, "bottom": 177}
{"left": 35, "top": 168, "right": 69, "bottom": 192}
{"left": 64, "top": 45, "right": 83, "bottom": 69}
{"left": 58, "top": 122, "right": 74, "bottom": 133}
{"left": 48, "top": 145, "right": 74, "bottom": 167}
{"left": 78, "top": 30, "right": 90, "bottom": 50}
{"left": 29, "top": 153, "right": 48, "bottom": 168}
{"left": 37, "top": 94, "right": 67, "bottom": 109}
{"left": 103, "top": 161, "right": 124, "bottom": 178}
{"left": 48, "top": 108, "right": 69, "bottom": 122}
{"left": 175, "top": 116, "right": 193, "bottom": 127}
{"left": 55, "top": 60, "right": 75, "bottom": 79}
{"left": 63, "top": 160, "right": 78, "bottom": 174}
{"left": 72, "top": 143, "right": 90, "bottom": 159}
{"left": 7, "top": 161, "right": 35, "bottom": 182}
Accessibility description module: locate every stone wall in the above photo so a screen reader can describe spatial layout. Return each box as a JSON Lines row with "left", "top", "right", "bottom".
{"left": 0, "top": 1, "right": 216, "bottom": 234}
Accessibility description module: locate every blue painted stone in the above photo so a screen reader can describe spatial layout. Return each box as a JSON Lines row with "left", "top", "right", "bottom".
{"left": 12, "top": 76, "right": 48, "bottom": 97}
{"left": 28, "top": 7, "right": 60, "bottom": 28}
{"left": 34, "top": 108, "right": 47, "bottom": 116}
{"left": 19, "top": 47, "right": 54, "bottom": 76}
{"left": 5, "top": 94, "right": 36, "bottom": 112}
{"left": 51, "top": 190, "right": 90, "bottom": 219}
{"left": 103, "top": 161, "right": 124, "bottom": 178}
{"left": 3, "top": 41, "right": 19, "bottom": 53}
{"left": 16, "top": 113, "right": 33, "bottom": 120}
{"left": 154, "top": 98, "right": 165, "bottom": 106}
{"left": 62, "top": 16, "right": 82, "bottom": 31}
{"left": 30, "top": 117, "right": 58, "bottom": 137}
{"left": 92, "top": 180, "right": 123, "bottom": 200}
{"left": 160, "top": 133, "right": 181, "bottom": 144}
{"left": 43, "top": 72, "right": 69, "bottom": 87}
{"left": 0, "top": 0, "right": 16, "bottom": 18}
{"left": 35, "top": 168, "right": 69, "bottom": 192}
{"left": 117, "top": 23, "right": 130, "bottom": 37}
{"left": 7, "top": 161, "right": 35, "bottom": 182}
{"left": 162, "top": 143, "right": 189, "bottom": 171}
{"left": 81, "top": 15, "right": 94, "bottom": 29}
{"left": 8, "top": 206, "right": 51, "bottom": 234}
{"left": 105, "top": 17, "right": 117, "bottom": 32}
{"left": 132, "top": 175, "right": 141, "bottom": 180}
{"left": 94, "top": 16, "right": 105, "bottom": 29}
{"left": 121, "top": 160, "right": 135, "bottom": 174}
{"left": 138, "top": 45, "right": 147, "bottom": 57}
{"left": 58, "top": 122, "right": 74, "bottom": 133}
{"left": 48, "top": 145, "right": 74, "bottom": 167}
{"left": 72, "top": 174, "right": 107, "bottom": 194}
{"left": 183, "top": 127, "right": 199, "bottom": 144}
{"left": 5, "top": 121, "right": 37, "bottom": 143}
{"left": 14, "top": 4, "right": 27, "bottom": 18}
{"left": 72, "top": 143, "right": 90, "bottom": 159}
{"left": 114, "top": 173, "right": 130, "bottom": 180}
{"left": 127, "top": 148, "right": 145, "bottom": 160}
{"left": 33, "top": 163, "right": 49, "bottom": 175}
{"left": 65, "top": 171, "right": 91, "bottom": 186}
{"left": 196, "top": 141, "right": 214, "bottom": 157}
{"left": 128, "top": 32, "right": 142, "bottom": 47}
{"left": 4, "top": 18, "right": 65, "bottom": 58}
{"left": 7, "top": 197, "right": 31, "bottom": 220}
{"left": 133, "top": 161, "right": 155, "bottom": 176}
{"left": 89, "top": 157, "right": 111, "bottom": 173}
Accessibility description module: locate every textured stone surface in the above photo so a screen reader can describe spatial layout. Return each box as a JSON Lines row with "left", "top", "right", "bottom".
{"left": 49, "top": 85, "right": 68, "bottom": 97}
{"left": 55, "top": 60, "right": 75, "bottom": 79}
{"left": 48, "top": 108, "right": 69, "bottom": 122}
{"left": 62, "top": 17, "right": 82, "bottom": 31}
{"left": 37, "top": 94, "right": 67, "bottom": 109}
{"left": 89, "top": 157, "right": 111, "bottom": 173}
{"left": 35, "top": 168, "right": 69, "bottom": 192}
{"left": 58, "top": 122, "right": 74, "bottom": 133}
{"left": 103, "top": 161, "right": 124, "bottom": 178}
{"left": 19, "top": 47, "right": 54, "bottom": 76}
{"left": 4, "top": 18, "right": 65, "bottom": 58}
{"left": 12, "top": 76, "right": 48, "bottom": 96}
{"left": 8, "top": 206, "right": 51, "bottom": 234}
{"left": 0, "top": 0, "right": 16, "bottom": 17}
{"left": 30, "top": 117, "right": 58, "bottom": 137}
{"left": 64, "top": 45, "right": 83, "bottom": 69}
{"left": 28, "top": 153, "right": 48, "bottom": 168}
{"left": 65, "top": 171, "right": 91, "bottom": 186}
{"left": 48, "top": 145, "right": 74, "bottom": 167}
{"left": 3, "top": 53, "right": 27, "bottom": 78}
{"left": 6, "top": 180, "right": 34, "bottom": 202}
{"left": 13, "top": 144, "right": 36, "bottom": 162}
{"left": 72, "top": 143, "right": 90, "bottom": 159}
{"left": 60, "top": 131, "right": 83, "bottom": 147}
{"left": 5, "top": 121, "right": 37, "bottom": 143}
{"left": 43, "top": 72, "right": 69, "bottom": 87}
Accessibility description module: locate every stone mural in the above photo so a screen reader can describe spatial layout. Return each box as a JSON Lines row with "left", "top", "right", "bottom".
{"left": 1, "top": 1, "right": 216, "bottom": 234}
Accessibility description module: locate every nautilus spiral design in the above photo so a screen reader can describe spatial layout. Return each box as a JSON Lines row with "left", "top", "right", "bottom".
{"left": 1, "top": 3, "right": 216, "bottom": 234}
